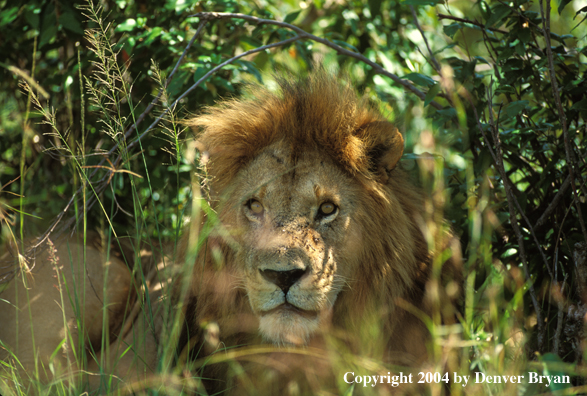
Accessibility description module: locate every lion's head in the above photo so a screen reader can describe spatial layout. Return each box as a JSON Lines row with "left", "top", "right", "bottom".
{"left": 184, "top": 71, "right": 454, "bottom": 358}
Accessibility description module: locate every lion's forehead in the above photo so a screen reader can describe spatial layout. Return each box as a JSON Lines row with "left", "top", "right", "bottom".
{"left": 238, "top": 146, "right": 352, "bottom": 212}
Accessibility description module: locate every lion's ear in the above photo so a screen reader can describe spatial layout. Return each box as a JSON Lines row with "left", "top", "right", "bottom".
{"left": 365, "top": 121, "right": 404, "bottom": 183}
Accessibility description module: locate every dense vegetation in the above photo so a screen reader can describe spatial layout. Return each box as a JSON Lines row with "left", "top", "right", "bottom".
{"left": 1, "top": 0, "right": 586, "bottom": 394}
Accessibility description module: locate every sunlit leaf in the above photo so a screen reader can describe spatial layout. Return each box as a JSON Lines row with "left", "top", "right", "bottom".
{"left": 402, "top": 72, "right": 436, "bottom": 87}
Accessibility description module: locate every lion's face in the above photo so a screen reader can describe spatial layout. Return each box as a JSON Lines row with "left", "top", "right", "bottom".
{"left": 220, "top": 141, "right": 365, "bottom": 346}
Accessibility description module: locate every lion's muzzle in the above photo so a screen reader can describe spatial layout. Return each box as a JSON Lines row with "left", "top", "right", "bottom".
{"left": 246, "top": 243, "right": 335, "bottom": 346}
{"left": 259, "top": 268, "right": 308, "bottom": 294}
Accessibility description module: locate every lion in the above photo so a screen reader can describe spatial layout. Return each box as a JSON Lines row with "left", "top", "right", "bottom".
{"left": 177, "top": 71, "right": 461, "bottom": 394}
{"left": 0, "top": 71, "right": 460, "bottom": 395}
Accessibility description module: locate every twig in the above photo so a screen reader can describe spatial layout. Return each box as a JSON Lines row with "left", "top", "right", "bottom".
{"left": 460, "top": 89, "right": 498, "bottom": 164}
{"left": 539, "top": 0, "right": 587, "bottom": 245}
{"left": 125, "top": 34, "right": 303, "bottom": 152}
{"left": 575, "top": 242, "right": 587, "bottom": 301}
{"left": 511, "top": 195, "right": 554, "bottom": 279}
{"left": 410, "top": 6, "right": 441, "bottom": 73}
{"left": 553, "top": 274, "right": 567, "bottom": 356}
{"left": 121, "top": 19, "right": 210, "bottom": 144}
{"left": 437, "top": 13, "right": 508, "bottom": 35}
{"left": 189, "top": 12, "right": 443, "bottom": 110}
{"left": 533, "top": 143, "right": 587, "bottom": 229}
{"left": 535, "top": 174, "right": 571, "bottom": 229}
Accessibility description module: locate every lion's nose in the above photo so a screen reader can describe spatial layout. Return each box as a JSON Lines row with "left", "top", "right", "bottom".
{"left": 260, "top": 268, "right": 307, "bottom": 293}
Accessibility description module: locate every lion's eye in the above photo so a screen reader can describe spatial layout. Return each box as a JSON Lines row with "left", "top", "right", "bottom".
{"left": 247, "top": 199, "right": 264, "bottom": 215}
{"left": 318, "top": 202, "right": 337, "bottom": 217}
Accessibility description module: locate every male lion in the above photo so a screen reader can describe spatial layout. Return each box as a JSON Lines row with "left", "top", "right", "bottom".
{"left": 178, "top": 71, "right": 461, "bottom": 394}
{"left": 0, "top": 72, "right": 459, "bottom": 395}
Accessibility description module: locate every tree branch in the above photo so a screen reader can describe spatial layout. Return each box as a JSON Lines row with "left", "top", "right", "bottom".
{"left": 437, "top": 13, "right": 508, "bottom": 35}
{"left": 534, "top": 174, "right": 571, "bottom": 229}
{"left": 553, "top": 274, "right": 567, "bottom": 356}
{"left": 190, "top": 12, "right": 443, "bottom": 110}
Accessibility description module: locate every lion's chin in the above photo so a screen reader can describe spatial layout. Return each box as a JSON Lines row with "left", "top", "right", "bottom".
{"left": 258, "top": 304, "right": 320, "bottom": 346}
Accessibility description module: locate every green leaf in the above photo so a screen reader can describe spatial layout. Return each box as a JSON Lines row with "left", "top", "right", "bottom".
{"left": 496, "top": 46, "right": 515, "bottom": 61}
{"left": 240, "top": 36, "right": 263, "bottom": 50}
{"left": 59, "top": 11, "right": 84, "bottom": 35}
{"left": 193, "top": 66, "right": 209, "bottom": 84}
{"left": 0, "top": 7, "right": 18, "bottom": 28}
{"left": 122, "top": 36, "right": 136, "bottom": 52}
{"left": 432, "top": 108, "right": 457, "bottom": 125}
{"left": 437, "top": 108, "right": 457, "bottom": 118}
{"left": 333, "top": 40, "right": 359, "bottom": 53}
{"left": 284, "top": 11, "right": 301, "bottom": 24}
{"left": 504, "top": 100, "right": 529, "bottom": 117}
{"left": 116, "top": 18, "right": 137, "bottom": 32}
{"left": 558, "top": 0, "right": 573, "bottom": 14}
{"left": 443, "top": 23, "right": 462, "bottom": 38}
{"left": 570, "top": 96, "right": 587, "bottom": 118}
{"left": 540, "top": 353, "right": 572, "bottom": 392}
{"left": 24, "top": 7, "right": 41, "bottom": 30}
{"left": 211, "top": 76, "right": 235, "bottom": 92}
{"left": 462, "top": 59, "right": 477, "bottom": 79}
{"left": 573, "top": 6, "right": 587, "bottom": 30}
{"left": 424, "top": 84, "right": 441, "bottom": 106}
{"left": 514, "top": 40, "right": 525, "bottom": 56}
{"left": 39, "top": 5, "right": 57, "bottom": 48}
{"left": 166, "top": 70, "right": 190, "bottom": 98}
{"left": 143, "top": 27, "right": 163, "bottom": 46}
{"left": 402, "top": 72, "right": 436, "bottom": 88}
{"left": 434, "top": 43, "right": 456, "bottom": 54}
{"left": 486, "top": 4, "right": 511, "bottom": 27}
{"left": 237, "top": 60, "right": 262, "bottom": 83}
{"left": 518, "top": 27, "right": 532, "bottom": 43}
{"left": 369, "top": 0, "right": 382, "bottom": 15}
{"left": 495, "top": 85, "right": 515, "bottom": 94}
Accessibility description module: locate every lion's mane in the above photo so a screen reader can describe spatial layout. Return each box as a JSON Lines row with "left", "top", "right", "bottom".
{"left": 179, "top": 71, "right": 460, "bottom": 393}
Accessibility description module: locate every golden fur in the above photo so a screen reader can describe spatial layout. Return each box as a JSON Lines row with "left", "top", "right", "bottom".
{"left": 180, "top": 72, "right": 460, "bottom": 393}
{"left": 0, "top": 234, "right": 159, "bottom": 392}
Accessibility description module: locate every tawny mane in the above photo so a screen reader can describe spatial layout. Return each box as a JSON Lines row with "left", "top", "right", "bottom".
{"left": 187, "top": 72, "right": 403, "bottom": 191}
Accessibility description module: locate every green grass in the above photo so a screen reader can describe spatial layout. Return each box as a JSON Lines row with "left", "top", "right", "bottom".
{"left": 1, "top": 1, "right": 584, "bottom": 395}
